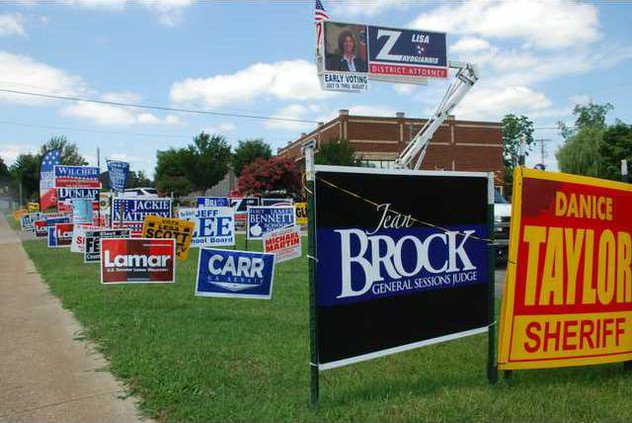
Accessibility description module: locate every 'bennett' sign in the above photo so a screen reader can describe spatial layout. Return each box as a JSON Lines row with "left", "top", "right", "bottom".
{"left": 313, "top": 166, "right": 491, "bottom": 369}
{"left": 100, "top": 238, "right": 176, "bottom": 284}
{"left": 498, "top": 168, "right": 632, "bottom": 370}
{"left": 195, "top": 248, "right": 275, "bottom": 299}
{"left": 247, "top": 206, "right": 295, "bottom": 240}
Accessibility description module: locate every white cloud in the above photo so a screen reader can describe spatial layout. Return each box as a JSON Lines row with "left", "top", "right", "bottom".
{"left": 202, "top": 122, "right": 236, "bottom": 134}
{"left": 455, "top": 85, "right": 551, "bottom": 121}
{"left": 410, "top": 0, "right": 600, "bottom": 49}
{"left": 0, "top": 143, "right": 37, "bottom": 163}
{"left": 0, "top": 51, "right": 87, "bottom": 104}
{"left": 52, "top": 0, "right": 195, "bottom": 26}
{"left": 450, "top": 37, "right": 491, "bottom": 54}
{"left": 265, "top": 104, "right": 321, "bottom": 131}
{"left": 331, "top": 0, "right": 408, "bottom": 17}
{"left": 60, "top": 91, "right": 181, "bottom": 126}
{"left": 164, "top": 114, "right": 183, "bottom": 125}
{"left": 170, "top": 59, "right": 330, "bottom": 107}
{"left": 0, "top": 14, "right": 26, "bottom": 37}
{"left": 393, "top": 84, "right": 418, "bottom": 95}
{"left": 349, "top": 105, "right": 398, "bottom": 117}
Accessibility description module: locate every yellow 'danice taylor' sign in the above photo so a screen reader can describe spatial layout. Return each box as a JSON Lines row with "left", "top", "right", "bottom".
{"left": 141, "top": 215, "right": 194, "bottom": 260}
{"left": 295, "top": 202, "right": 307, "bottom": 225}
{"left": 498, "top": 167, "right": 632, "bottom": 370}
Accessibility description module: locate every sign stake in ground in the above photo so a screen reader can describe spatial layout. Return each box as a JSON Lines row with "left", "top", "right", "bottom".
{"left": 303, "top": 140, "right": 320, "bottom": 407}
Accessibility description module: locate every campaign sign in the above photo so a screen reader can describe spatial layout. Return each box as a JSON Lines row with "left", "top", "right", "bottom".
{"left": 106, "top": 160, "right": 129, "bottom": 192}
{"left": 263, "top": 225, "right": 302, "bottom": 264}
{"left": 57, "top": 188, "right": 99, "bottom": 213}
{"left": 498, "top": 168, "right": 632, "bottom": 370}
{"left": 247, "top": 206, "right": 295, "bottom": 240}
{"left": 71, "top": 224, "right": 103, "bottom": 253}
{"left": 313, "top": 166, "right": 490, "bottom": 369}
{"left": 261, "top": 198, "right": 294, "bottom": 207}
{"left": 100, "top": 238, "right": 176, "bottom": 284}
{"left": 176, "top": 207, "right": 235, "bottom": 247}
{"left": 54, "top": 165, "right": 101, "bottom": 188}
{"left": 112, "top": 198, "right": 172, "bottom": 235}
{"left": 34, "top": 214, "right": 71, "bottom": 237}
{"left": 47, "top": 223, "right": 74, "bottom": 248}
{"left": 84, "top": 229, "right": 130, "bottom": 263}
{"left": 197, "top": 197, "right": 231, "bottom": 207}
{"left": 295, "top": 202, "right": 308, "bottom": 225}
{"left": 27, "top": 202, "right": 40, "bottom": 212}
{"left": 21, "top": 212, "right": 42, "bottom": 231}
{"left": 72, "top": 198, "right": 94, "bottom": 225}
{"left": 195, "top": 248, "right": 275, "bottom": 299}
{"left": 141, "top": 216, "right": 194, "bottom": 260}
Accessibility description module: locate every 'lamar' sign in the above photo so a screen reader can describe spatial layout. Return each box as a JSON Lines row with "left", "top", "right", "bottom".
{"left": 498, "top": 168, "right": 632, "bottom": 370}
{"left": 100, "top": 238, "right": 176, "bottom": 284}
{"left": 313, "top": 166, "right": 491, "bottom": 369}
{"left": 176, "top": 207, "right": 235, "bottom": 247}
{"left": 84, "top": 229, "right": 130, "bottom": 263}
{"left": 247, "top": 206, "right": 295, "bottom": 240}
{"left": 47, "top": 223, "right": 74, "bottom": 248}
{"left": 195, "top": 248, "right": 275, "bottom": 299}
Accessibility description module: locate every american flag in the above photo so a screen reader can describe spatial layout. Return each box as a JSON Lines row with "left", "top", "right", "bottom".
{"left": 315, "top": 0, "right": 329, "bottom": 51}
{"left": 39, "top": 148, "right": 61, "bottom": 210}
{"left": 41, "top": 148, "right": 61, "bottom": 172}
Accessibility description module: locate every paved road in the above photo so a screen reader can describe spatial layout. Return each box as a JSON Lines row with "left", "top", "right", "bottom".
{"left": 494, "top": 267, "right": 507, "bottom": 298}
{"left": 0, "top": 215, "right": 149, "bottom": 423}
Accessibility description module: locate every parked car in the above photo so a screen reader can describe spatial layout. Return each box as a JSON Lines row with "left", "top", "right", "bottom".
{"left": 120, "top": 187, "right": 159, "bottom": 198}
{"left": 494, "top": 189, "right": 511, "bottom": 264}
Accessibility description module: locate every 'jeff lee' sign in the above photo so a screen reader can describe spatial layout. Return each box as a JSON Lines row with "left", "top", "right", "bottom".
{"left": 314, "top": 166, "right": 491, "bottom": 369}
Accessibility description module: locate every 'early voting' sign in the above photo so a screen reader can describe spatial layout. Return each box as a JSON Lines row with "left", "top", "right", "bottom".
{"left": 196, "top": 248, "right": 275, "bottom": 299}
{"left": 247, "top": 206, "right": 295, "bottom": 240}
{"left": 176, "top": 207, "right": 235, "bottom": 247}
{"left": 313, "top": 166, "right": 491, "bottom": 369}
{"left": 498, "top": 168, "right": 632, "bottom": 370}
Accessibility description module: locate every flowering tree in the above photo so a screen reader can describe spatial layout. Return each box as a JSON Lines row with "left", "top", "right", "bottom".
{"left": 237, "top": 156, "right": 301, "bottom": 196}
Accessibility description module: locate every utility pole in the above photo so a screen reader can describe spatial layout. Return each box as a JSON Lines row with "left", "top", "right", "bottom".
{"left": 534, "top": 138, "right": 551, "bottom": 169}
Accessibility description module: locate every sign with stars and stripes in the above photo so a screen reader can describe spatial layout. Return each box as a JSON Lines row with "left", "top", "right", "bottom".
{"left": 39, "top": 149, "right": 61, "bottom": 211}
{"left": 195, "top": 248, "right": 275, "bottom": 300}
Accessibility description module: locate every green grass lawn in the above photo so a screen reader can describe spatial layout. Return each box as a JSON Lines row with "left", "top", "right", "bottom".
{"left": 19, "top": 235, "right": 632, "bottom": 422}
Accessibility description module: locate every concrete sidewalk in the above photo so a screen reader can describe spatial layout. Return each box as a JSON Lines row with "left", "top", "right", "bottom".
{"left": 0, "top": 215, "right": 149, "bottom": 423}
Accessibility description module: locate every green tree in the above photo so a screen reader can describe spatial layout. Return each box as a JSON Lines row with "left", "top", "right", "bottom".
{"left": 10, "top": 153, "right": 40, "bottom": 202}
{"left": 314, "top": 139, "right": 362, "bottom": 166}
{"left": 184, "top": 132, "right": 232, "bottom": 191}
{"left": 39, "top": 135, "right": 88, "bottom": 165}
{"left": 555, "top": 102, "right": 615, "bottom": 178}
{"left": 154, "top": 148, "right": 191, "bottom": 197}
{"left": 501, "top": 114, "right": 534, "bottom": 183}
{"left": 231, "top": 139, "right": 272, "bottom": 176}
{"left": 556, "top": 127, "right": 604, "bottom": 177}
{"left": 0, "top": 156, "right": 9, "bottom": 180}
{"left": 600, "top": 120, "right": 632, "bottom": 180}
{"left": 127, "top": 170, "right": 153, "bottom": 188}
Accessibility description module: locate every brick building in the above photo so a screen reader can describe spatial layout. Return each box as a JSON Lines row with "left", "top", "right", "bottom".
{"left": 277, "top": 110, "right": 504, "bottom": 184}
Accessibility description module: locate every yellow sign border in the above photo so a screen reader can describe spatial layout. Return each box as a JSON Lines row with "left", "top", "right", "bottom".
{"left": 498, "top": 167, "right": 632, "bottom": 370}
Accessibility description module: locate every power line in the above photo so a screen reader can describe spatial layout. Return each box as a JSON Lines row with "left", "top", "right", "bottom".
{"left": 0, "top": 88, "right": 321, "bottom": 125}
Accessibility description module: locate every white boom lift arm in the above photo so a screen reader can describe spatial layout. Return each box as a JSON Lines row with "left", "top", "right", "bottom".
{"left": 395, "top": 61, "right": 479, "bottom": 170}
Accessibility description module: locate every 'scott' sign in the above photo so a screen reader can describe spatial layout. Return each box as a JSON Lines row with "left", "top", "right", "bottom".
{"left": 498, "top": 168, "right": 632, "bottom": 369}
{"left": 314, "top": 166, "right": 491, "bottom": 369}
{"left": 100, "top": 238, "right": 176, "bottom": 284}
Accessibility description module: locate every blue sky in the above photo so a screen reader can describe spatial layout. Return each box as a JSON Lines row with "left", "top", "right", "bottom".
{"left": 1, "top": 0, "right": 631, "bottom": 176}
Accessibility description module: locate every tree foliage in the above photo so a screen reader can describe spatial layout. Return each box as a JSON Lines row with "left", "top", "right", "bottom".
{"left": 0, "top": 156, "right": 9, "bottom": 180}
{"left": 555, "top": 102, "right": 617, "bottom": 178}
{"left": 600, "top": 121, "right": 632, "bottom": 180}
{"left": 314, "top": 139, "right": 362, "bottom": 166}
{"left": 501, "top": 114, "right": 534, "bottom": 182}
{"left": 231, "top": 139, "right": 272, "bottom": 176}
{"left": 9, "top": 153, "right": 40, "bottom": 201}
{"left": 237, "top": 156, "right": 301, "bottom": 196}
{"left": 154, "top": 132, "right": 231, "bottom": 197}
{"left": 39, "top": 135, "right": 88, "bottom": 165}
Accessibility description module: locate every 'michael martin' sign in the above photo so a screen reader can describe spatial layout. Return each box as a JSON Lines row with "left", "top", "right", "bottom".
{"left": 313, "top": 166, "right": 492, "bottom": 369}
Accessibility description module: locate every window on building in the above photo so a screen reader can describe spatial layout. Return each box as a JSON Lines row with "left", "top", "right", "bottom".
{"left": 360, "top": 160, "right": 397, "bottom": 169}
